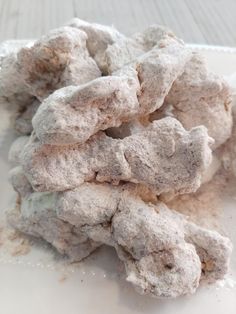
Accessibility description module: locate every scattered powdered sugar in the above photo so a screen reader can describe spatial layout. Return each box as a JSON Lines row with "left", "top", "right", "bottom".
{"left": 166, "top": 169, "right": 229, "bottom": 231}
{"left": 216, "top": 276, "right": 236, "bottom": 289}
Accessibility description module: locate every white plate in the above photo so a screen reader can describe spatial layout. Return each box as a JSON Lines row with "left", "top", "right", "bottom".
{"left": 0, "top": 42, "right": 236, "bottom": 314}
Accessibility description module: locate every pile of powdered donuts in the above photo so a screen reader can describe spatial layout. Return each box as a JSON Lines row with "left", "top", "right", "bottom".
{"left": 1, "top": 18, "right": 236, "bottom": 299}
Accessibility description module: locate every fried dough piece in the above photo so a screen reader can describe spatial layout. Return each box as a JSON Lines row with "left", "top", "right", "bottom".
{"left": 66, "top": 18, "right": 125, "bottom": 73}
{"left": 33, "top": 41, "right": 190, "bottom": 146}
{"left": 105, "top": 24, "right": 177, "bottom": 73}
{"left": 21, "top": 118, "right": 212, "bottom": 194}
{"left": 17, "top": 26, "right": 101, "bottom": 100}
{"left": 7, "top": 192, "right": 101, "bottom": 261}
{"left": 120, "top": 243, "right": 200, "bottom": 298}
{"left": 8, "top": 183, "right": 232, "bottom": 298}
{"left": 151, "top": 53, "right": 232, "bottom": 149}
{"left": 185, "top": 222, "right": 232, "bottom": 282}
{"left": 133, "top": 38, "right": 191, "bottom": 114}
{"left": 32, "top": 75, "right": 139, "bottom": 145}
{"left": 8, "top": 135, "right": 30, "bottom": 166}
{"left": 9, "top": 166, "right": 33, "bottom": 197}
{"left": 0, "top": 53, "right": 34, "bottom": 107}
{"left": 0, "top": 27, "right": 101, "bottom": 104}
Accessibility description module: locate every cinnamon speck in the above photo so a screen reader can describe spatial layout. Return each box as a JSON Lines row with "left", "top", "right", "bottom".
{"left": 59, "top": 274, "right": 68, "bottom": 283}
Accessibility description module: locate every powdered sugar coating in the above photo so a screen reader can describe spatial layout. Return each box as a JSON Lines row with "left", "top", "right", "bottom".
{"left": 8, "top": 192, "right": 101, "bottom": 261}
{"left": 32, "top": 75, "right": 139, "bottom": 145}
{"left": 17, "top": 26, "right": 101, "bottom": 100}
{"left": 9, "top": 166, "right": 33, "bottom": 197}
{"left": 151, "top": 53, "right": 232, "bottom": 149}
{"left": 134, "top": 38, "right": 191, "bottom": 114}
{"left": 66, "top": 18, "right": 125, "bottom": 73}
{"left": 32, "top": 39, "right": 190, "bottom": 146}
{"left": 7, "top": 183, "right": 232, "bottom": 298}
{"left": 0, "top": 53, "right": 33, "bottom": 107}
{"left": 8, "top": 135, "right": 30, "bottom": 166}
{"left": 21, "top": 118, "right": 213, "bottom": 195}
{"left": 2, "top": 20, "right": 234, "bottom": 300}
{"left": 0, "top": 27, "right": 101, "bottom": 106}
{"left": 105, "top": 24, "right": 178, "bottom": 73}
{"left": 185, "top": 222, "right": 232, "bottom": 282}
